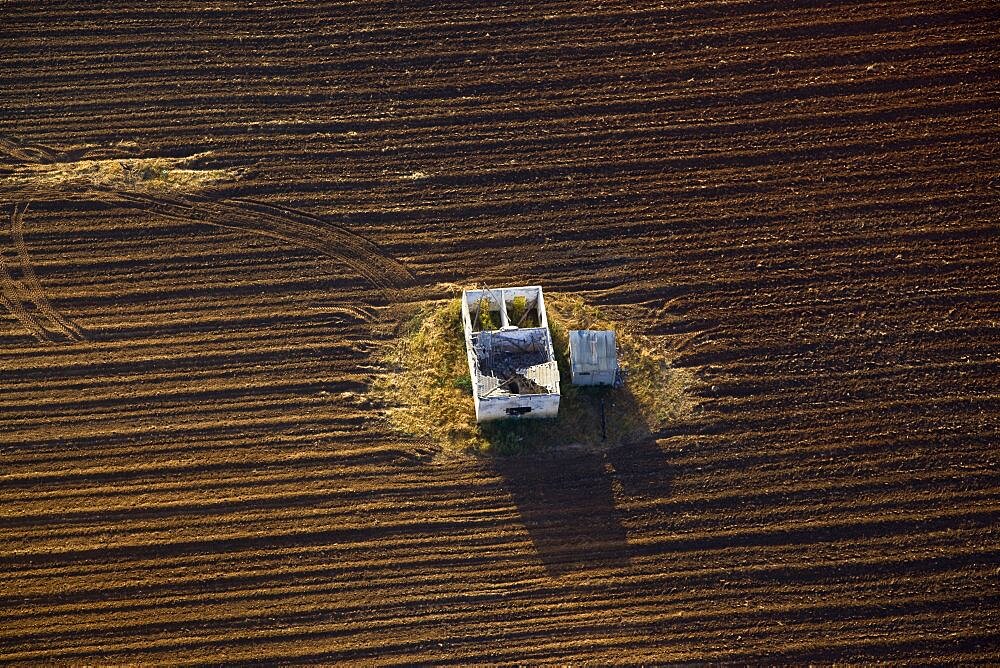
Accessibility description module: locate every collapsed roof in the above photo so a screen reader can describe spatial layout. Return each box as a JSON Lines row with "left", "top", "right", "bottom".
{"left": 461, "top": 286, "right": 560, "bottom": 422}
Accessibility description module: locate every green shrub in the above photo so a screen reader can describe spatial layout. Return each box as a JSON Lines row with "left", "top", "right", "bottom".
{"left": 508, "top": 295, "right": 526, "bottom": 325}
{"left": 453, "top": 374, "right": 473, "bottom": 395}
{"left": 480, "top": 419, "right": 538, "bottom": 455}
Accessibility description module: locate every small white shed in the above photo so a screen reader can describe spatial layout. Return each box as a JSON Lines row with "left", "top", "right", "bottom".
{"left": 569, "top": 330, "right": 619, "bottom": 386}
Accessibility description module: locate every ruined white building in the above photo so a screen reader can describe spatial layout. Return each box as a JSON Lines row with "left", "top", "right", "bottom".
{"left": 461, "top": 286, "right": 560, "bottom": 422}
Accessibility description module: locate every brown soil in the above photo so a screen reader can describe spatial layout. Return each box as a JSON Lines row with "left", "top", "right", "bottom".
{"left": 1, "top": 1, "right": 998, "bottom": 663}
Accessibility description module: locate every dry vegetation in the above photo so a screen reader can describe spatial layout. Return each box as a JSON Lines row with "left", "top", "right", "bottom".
{"left": 1, "top": 0, "right": 998, "bottom": 663}
{"left": 3, "top": 154, "right": 236, "bottom": 194}
{"left": 372, "top": 291, "right": 694, "bottom": 455}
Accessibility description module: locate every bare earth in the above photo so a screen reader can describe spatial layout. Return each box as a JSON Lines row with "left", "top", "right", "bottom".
{"left": 1, "top": 1, "right": 998, "bottom": 663}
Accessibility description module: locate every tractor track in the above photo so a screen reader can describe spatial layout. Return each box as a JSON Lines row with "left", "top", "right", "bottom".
{"left": 0, "top": 146, "right": 416, "bottom": 340}
{"left": 8, "top": 202, "right": 86, "bottom": 341}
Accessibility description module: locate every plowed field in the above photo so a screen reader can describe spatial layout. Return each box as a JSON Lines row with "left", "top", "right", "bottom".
{"left": 2, "top": 1, "right": 998, "bottom": 663}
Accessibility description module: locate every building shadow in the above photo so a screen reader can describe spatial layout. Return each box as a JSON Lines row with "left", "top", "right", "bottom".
{"left": 493, "top": 448, "right": 631, "bottom": 577}
{"left": 606, "top": 434, "right": 675, "bottom": 504}
{"left": 486, "top": 382, "right": 679, "bottom": 577}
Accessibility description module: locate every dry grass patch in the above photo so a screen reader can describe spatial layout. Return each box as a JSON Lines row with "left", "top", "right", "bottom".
{"left": 3, "top": 154, "right": 236, "bottom": 194}
{"left": 372, "top": 290, "right": 694, "bottom": 456}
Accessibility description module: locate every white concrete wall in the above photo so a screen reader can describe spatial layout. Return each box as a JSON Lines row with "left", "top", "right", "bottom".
{"left": 570, "top": 368, "right": 617, "bottom": 385}
{"left": 475, "top": 392, "right": 560, "bottom": 422}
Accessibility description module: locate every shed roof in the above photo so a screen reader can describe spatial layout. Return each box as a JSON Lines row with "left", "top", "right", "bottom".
{"left": 569, "top": 329, "right": 618, "bottom": 373}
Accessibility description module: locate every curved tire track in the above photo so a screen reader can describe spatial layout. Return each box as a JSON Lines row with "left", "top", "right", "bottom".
{"left": 0, "top": 136, "right": 59, "bottom": 165}
{"left": 0, "top": 134, "right": 417, "bottom": 342}
{"left": 0, "top": 237, "right": 52, "bottom": 344}
{"left": 111, "top": 191, "right": 416, "bottom": 294}
{"left": 10, "top": 202, "right": 85, "bottom": 341}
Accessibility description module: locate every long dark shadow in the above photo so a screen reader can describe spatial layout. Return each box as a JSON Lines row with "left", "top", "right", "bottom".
{"left": 493, "top": 447, "right": 631, "bottom": 577}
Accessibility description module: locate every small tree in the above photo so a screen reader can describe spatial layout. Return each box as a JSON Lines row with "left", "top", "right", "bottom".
{"left": 508, "top": 295, "right": 527, "bottom": 326}
{"left": 477, "top": 297, "right": 496, "bottom": 330}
